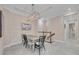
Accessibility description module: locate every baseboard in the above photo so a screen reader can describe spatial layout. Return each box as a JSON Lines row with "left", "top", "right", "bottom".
{"left": 45, "top": 40, "right": 65, "bottom": 44}
{"left": 3, "top": 41, "right": 22, "bottom": 49}
{"left": 54, "top": 40, "right": 64, "bottom": 43}
{"left": 3, "top": 40, "right": 64, "bottom": 49}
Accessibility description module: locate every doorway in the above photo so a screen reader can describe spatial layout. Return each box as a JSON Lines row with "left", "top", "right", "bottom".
{"left": 64, "top": 14, "right": 77, "bottom": 41}
{"left": 69, "top": 23, "right": 75, "bottom": 39}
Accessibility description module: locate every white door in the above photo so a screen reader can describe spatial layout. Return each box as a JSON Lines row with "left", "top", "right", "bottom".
{"left": 68, "top": 23, "right": 75, "bottom": 39}
{"left": 64, "top": 22, "right": 77, "bottom": 41}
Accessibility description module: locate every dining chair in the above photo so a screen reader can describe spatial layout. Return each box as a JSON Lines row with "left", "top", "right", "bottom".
{"left": 22, "top": 34, "right": 28, "bottom": 48}
{"left": 47, "top": 33, "right": 55, "bottom": 39}
{"left": 46, "top": 33, "right": 55, "bottom": 43}
{"left": 34, "top": 35, "right": 46, "bottom": 54}
{"left": 22, "top": 34, "right": 35, "bottom": 50}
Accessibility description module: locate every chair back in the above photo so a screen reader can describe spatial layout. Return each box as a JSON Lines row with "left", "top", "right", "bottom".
{"left": 22, "top": 34, "right": 28, "bottom": 42}
{"left": 39, "top": 36, "right": 46, "bottom": 45}
{"left": 47, "top": 33, "right": 55, "bottom": 39}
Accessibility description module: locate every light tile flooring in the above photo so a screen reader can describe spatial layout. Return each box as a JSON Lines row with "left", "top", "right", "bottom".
{"left": 3, "top": 40, "right": 79, "bottom": 55}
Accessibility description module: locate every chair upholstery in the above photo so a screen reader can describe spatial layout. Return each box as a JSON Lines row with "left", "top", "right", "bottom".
{"left": 34, "top": 35, "right": 46, "bottom": 51}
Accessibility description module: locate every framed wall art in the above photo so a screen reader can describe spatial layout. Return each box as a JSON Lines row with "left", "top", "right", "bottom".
{"left": 22, "top": 23, "right": 31, "bottom": 31}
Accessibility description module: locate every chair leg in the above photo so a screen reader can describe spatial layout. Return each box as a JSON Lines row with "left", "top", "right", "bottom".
{"left": 31, "top": 45, "right": 33, "bottom": 49}
{"left": 34, "top": 43, "right": 36, "bottom": 51}
{"left": 23, "top": 42, "right": 25, "bottom": 46}
{"left": 24, "top": 42, "right": 28, "bottom": 48}
{"left": 22, "top": 40, "right": 25, "bottom": 46}
{"left": 44, "top": 46, "right": 45, "bottom": 50}
{"left": 43, "top": 45, "right": 45, "bottom": 50}
{"left": 39, "top": 47, "right": 40, "bottom": 55}
{"left": 34, "top": 45, "right": 36, "bottom": 51}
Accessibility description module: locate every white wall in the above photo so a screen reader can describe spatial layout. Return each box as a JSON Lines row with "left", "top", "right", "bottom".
{"left": 77, "top": 14, "right": 79, "bottom": 42}
{"left": 2, "top": 7, "right": 38, "bottom": 48}
{"left": 47, "top": 17, "right": 64, "bottom": 41}
{"left": 0, "top": 5, "right": 4, "bottom": 54}
{"left": 2, "top": 8, "right": 26, "bottom": 48}
{"left": 36, "top": 17, "right": 64, "bottom": 41}
{"left": 0, "top": 38, "right": 3, "bottom": 54}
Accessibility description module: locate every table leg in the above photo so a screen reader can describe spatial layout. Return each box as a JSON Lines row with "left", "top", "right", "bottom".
{"left": 39, "top": 47, "right": 40, "bottom": 55}
{"left": 49, "top": 32, "right": 52, "bottom": 43}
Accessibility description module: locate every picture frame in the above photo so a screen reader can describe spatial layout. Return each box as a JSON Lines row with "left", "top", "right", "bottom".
{"left": 22, "top": 23, "right": 31, "bottom": 31}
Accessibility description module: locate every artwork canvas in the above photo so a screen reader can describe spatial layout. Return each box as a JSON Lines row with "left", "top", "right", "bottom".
{"left": 22, "top": 23, "right": 31, "bottom": 31}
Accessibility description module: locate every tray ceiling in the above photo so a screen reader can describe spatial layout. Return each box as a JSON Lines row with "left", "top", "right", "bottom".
{"left": 2, "top": 4, "right": 79, "bottom": 19}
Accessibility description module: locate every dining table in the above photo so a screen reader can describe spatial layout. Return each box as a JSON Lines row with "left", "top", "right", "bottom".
{"left": 38, "top": 31, "right": 52, "bottom": 43}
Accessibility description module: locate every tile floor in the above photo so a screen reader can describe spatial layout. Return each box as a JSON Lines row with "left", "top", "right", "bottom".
{"left": 3, "top": 40, "right": 79, "bottom": 55}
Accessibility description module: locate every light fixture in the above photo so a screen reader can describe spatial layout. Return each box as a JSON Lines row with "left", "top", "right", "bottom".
{"left": 67, "top": 8, "right": 72, "bottom": 11}
{"left": 27, "top": 4, "right": 40, "bottom": 22}
{"left": 64, "top": 8, "right": 75, "bottom": 16}
{"left": 31, "top": 4, "right": 40, "bottom": 18}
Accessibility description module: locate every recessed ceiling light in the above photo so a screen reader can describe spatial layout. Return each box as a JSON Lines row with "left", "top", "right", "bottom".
{"left": 67, "top": 8, "right": 72, "bottom": 11}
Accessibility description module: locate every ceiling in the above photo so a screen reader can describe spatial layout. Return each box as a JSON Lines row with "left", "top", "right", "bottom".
{"left": 2, "top": 4, "right": 79, "bottom": 19}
